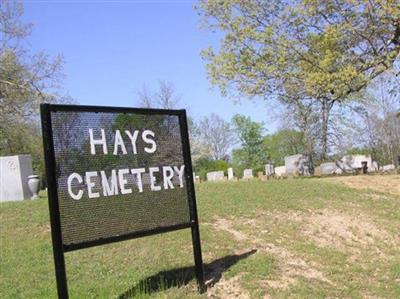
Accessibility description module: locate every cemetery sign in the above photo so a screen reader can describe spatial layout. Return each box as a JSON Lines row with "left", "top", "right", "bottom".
{"left": 41, "top": 103, "right": 204, "bottom": 298}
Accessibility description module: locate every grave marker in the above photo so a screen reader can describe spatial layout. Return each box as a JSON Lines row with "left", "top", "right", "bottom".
{"left": 243, "top": 169, "right": 253, "bottom": 179}
{"left": 0, "top": 155, "right": 33, "bottom": 202}
{"left": 227, "top": 168, "right": 234, "bottom": 180}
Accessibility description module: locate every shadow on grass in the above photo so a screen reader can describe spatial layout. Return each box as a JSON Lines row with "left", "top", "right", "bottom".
{"left": 118, "top": 249, "right": 257, "bottom": 298}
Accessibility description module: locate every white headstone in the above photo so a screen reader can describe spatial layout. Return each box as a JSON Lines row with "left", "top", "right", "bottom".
{"left": 381, "top": 164, "right": 395, "bottom": 172}
{"left": 243, "top": 169, "right": 253, "bottom": 179}
{"left": 284, "top": 154, "right": 310, "bottom": 176}
{"left": 274, "top": 166, "right": 286, "bottom": 177}
{"left": 0, "top": 155, "right": 33, "bottom": 202}
{"left": 227, "top": 168, "right": 234, "bottom": 180}
{"left": 265, "top": 164, "right": 274, "bottom": 176}
{"left": 320, "top": 162, "right": 338, "bottom": 175}
{"left": 206, "top": 171, "right": 224, "bottom": 182}
{"left": 341, "top": 155, "right": 373, "bottom": 172}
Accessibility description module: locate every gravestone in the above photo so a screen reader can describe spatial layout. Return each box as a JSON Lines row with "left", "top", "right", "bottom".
{"left": 341, "top": 155, "right": 373, "bottom": 172}
{"left": 243, "top": 169, "right": 253, "bottom": 179}
{"left": 227, "top": 168, "right": 234, "bottom": 180}
{"left": 381, "top": 164, "right": 395, "bottom": 172}
{"left": 320, "top": 162, "right": 338, "bottom": 175}
{"left": 0, "top": 155, "right": 33, "bottom": 202}
{"left": 284, "top": 154, "right": 310, "bottom": 176}
{"left": 265, "top": 164, "right": 274, "bottom": 177}
{"left": 206, "top": 171, "right": 224, "bottom": 182}
{"left": 275, "top": 166, "right": 286, "bottom": 177}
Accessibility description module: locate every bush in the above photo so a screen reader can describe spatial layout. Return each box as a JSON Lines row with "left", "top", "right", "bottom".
{"left": 193, "top": 158, "right": 230, "bottom": 180}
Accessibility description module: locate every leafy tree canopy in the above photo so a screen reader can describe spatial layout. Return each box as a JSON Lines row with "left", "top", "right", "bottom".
{"left": 264, "top": 129, "right": 307, "bottom": 166}
{"left": 231, "top": 114, "right": 268, "bottom": 170}
{"left": 198, "top": 0, "right": 400, "bottom": 102}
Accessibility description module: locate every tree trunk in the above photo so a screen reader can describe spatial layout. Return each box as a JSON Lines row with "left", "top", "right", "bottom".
{"left": 320, "top": 98, "right": 334, "bottom": 161}
{"left": 305, "top": 131, "right": 314, "bottom": 173}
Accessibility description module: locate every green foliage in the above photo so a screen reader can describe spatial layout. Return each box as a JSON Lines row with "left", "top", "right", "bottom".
{"left": 0, "top": 1, "right": 66, "bottom": 183}
{"left": 194, "top": 157, "right": 230, "bottom": 180}
{"left": 198, "top": 0, "right": 399, "bottom": 101}
{"left": 231, "top": 114, "right": 268, "bottom": 172}
{"left": 264, "top": 129, "right": 307, "bottom": 166}
{"left": 198, "top": 0, "right": 400, "bottom": 159}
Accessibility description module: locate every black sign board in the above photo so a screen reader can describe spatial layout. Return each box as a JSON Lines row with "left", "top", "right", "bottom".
{"left": 41, "top": 104, "right": 204, "bottom": 298}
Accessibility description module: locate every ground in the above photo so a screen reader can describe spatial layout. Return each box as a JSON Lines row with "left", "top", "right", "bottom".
{"left": 1, "top": 175, "right": 399, "bottom": 298}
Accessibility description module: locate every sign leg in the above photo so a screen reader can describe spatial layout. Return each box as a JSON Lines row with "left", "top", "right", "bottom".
{"left": 53, "top": 248, "right": 68, "bottom": 299}
{"left": 191, "top": 223, "right": 205, "bottom": 293}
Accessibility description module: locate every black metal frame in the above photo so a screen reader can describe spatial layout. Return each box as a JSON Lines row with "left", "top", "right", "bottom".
{"left": 40, "top": 103, "right": 205, "bottom": 298}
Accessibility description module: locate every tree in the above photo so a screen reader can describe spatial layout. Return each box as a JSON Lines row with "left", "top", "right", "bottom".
{"left": 188, "top": 118, "right": 212, "bottom": 163}
{"left": 136, "top": 80, "right": 180, "bottom": 109}
{"left": 198, "top": 0, "right": 400, "bottom": 159}
{"left": 135, "top": 81, "right": 210, "bottom": 164}
{"left": 198, "top": 113, "right": 234, "bottom": 160}
{"left": 0, "top": 1, "right": 67, "bottom": 178}
{"left": 231, "top": 114, "right": 268, "bottom": 170}
{"left": 264, "top": 129, "right": 307, "bottom": 166}
{"left": 350, "top": 70, "right": 400, "bottom": 165}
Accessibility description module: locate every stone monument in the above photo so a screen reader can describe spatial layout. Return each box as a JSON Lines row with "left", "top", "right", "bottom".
{"left": 243, "top": 169, "right": 253, "bottom": 180}
{"left": 227, "top": 168, "right": 234, "bottom": 180}
{"left": 284, "top": 154, "right": 311, "bottom": 176}
{"left": 340, "top": 155, "right": 373, "bottom": 172}
{"left": 275, "top": 166, "right": 286, "bottom": 177}
{"left": 320, "top": 162, "right": 338, "bottom": 175}
{"left": 0, "top": 155, "right": 33, "bottom": 202}
{"left": 206, "top": 171, "right": 225, "bottom": 182}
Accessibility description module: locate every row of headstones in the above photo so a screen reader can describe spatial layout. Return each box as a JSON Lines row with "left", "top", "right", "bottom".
{"left": 200, "top": 164, "right": 276, "bottom": 183}
{"left": 200, "top": 155, "right": 399, "bottom": 182}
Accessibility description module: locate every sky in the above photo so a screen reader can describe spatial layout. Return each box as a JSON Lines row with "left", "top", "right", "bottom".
{"left": 22, "top": 0, "right": 280, "bottom": 132}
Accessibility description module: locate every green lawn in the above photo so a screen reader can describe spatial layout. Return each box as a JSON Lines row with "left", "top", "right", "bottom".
{"left": 1, "top": 176, "right": 400, "bottom": 298}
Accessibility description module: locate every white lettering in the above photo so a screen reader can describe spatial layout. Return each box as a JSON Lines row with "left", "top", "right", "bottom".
{"left": 67, "top": 173, "right": 83, "bottom": 200}
{"left": 142, "top": 130, "right": 156, "bottom": 154}
{"left": 86, "top": 171, "right": 100, "bottom": 198}
{"left": 125, "top": 130, "right": 139, "bottom": 154}
{"left": 89, "top": 128, "right": 108, "bottom": 155}
{"left": 118, "top": 168, "right": 132, "bottom": 194}
{"left": 130, "top": 168, "right": 145, "bottom": 192}
{"left": 174, "top": 165, "right": 185, "bottom": 188}
{"left": 100, "top": 170, "right": 119, "bottom": 196}
{"left": 162, "top": 166, "right": 174, "bottom": 189}
{"left": 113, "top": 130, "right": 127, "bottom": 155}
{"left": 149, "top": 167, "right": 161, "bottom": 191}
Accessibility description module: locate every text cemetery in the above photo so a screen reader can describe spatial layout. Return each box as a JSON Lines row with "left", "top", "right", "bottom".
{"left": 67, "top": 128, "right": 185, "bottom": 200}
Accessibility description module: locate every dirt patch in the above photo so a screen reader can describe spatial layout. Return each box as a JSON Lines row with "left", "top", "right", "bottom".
{"left": 207, "top": 275, "right": 250, "bottom": 299}
{"left": 211, "top": 218, "right": 333, "bottom": 290}
{"left": 214, "top": 219, "right": 248, "bottom": 241}
{"left": 302, "top": 209, "right": 396, "bottom": 255}
{"left": 323, "top": 175, "right": 400, "bottom": 196}
{"left": 255, "top": 209, "right": 398, "bottom": 260}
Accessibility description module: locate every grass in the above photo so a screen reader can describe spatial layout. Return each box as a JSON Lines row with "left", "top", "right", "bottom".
{"left": 1, "top": 176, "right": 399, "bottom": 298}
